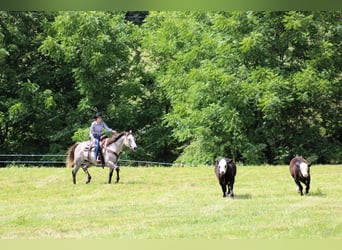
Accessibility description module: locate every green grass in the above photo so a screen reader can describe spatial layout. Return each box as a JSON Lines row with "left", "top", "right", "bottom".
{"left": 0, "top": 165, "right": 341, "bottom": 239}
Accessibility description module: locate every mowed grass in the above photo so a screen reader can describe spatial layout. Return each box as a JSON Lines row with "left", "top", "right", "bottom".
{"left": 0, "top": 165, "right": 341, "bottom": 239}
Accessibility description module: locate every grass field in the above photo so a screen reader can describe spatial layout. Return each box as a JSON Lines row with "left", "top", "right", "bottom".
{"left": 0, "top": 165, "right": 341, "bottom": 239}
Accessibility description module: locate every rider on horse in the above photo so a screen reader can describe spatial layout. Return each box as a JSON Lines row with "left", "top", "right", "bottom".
{"left": 89, "top": 112, "right": 116, "bottom": 163}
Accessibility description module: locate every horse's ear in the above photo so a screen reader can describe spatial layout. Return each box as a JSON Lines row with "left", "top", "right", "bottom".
{"left": 129, "top": 130, "right": 132, "bottom": 134}
{"left": 308, "top": 162, "right": 312, "bottom": 167}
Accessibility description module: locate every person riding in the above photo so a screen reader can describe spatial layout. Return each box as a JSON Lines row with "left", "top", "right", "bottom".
{"left": 89, "top": 112, "right": 116, "bottom": 163}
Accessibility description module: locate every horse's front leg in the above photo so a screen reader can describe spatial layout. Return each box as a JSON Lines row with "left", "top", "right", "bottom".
{"left": 115, "top": 167, "right": 120, "bottom": 184}
{"left": 305, "top": 178, "right": 310, "bottom": 194}
{"left": 108, "top": 167, "right": 114, "bottom": 184}
{"left": 228, "top": 181, "right": 234, "bottom": 199}
{"left": 295, "top": 179, "right": 303, "bottom": 195}
{"left": 220, "top": 182, "right": 227, "bottom": 198}
{"left": 107, "top": 161, "right": 120, "bottom": 184}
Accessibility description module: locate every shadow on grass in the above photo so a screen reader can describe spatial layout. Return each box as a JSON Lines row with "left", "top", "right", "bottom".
{"left": 234, "top": 193, "right": 252, "bottom": 200}
{"left": 308, "top": 188, "right": 326, "bottom": 197}
{"left": 120, "top": 180, "right": 146, "bottom": 185}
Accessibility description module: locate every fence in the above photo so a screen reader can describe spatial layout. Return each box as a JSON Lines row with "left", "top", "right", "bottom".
{"left": 0, "top": 154, "right": 175, "bottom": 167}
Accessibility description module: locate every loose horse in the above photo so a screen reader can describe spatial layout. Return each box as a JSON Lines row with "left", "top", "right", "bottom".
{"left": 215, "top": 157, "right": 237, "bottom": 198}
{"left": 66, "top": 131, "right": 137, "bottom": 184}
{"left": 289, "top": 155, "right": 312, "bottom": 195}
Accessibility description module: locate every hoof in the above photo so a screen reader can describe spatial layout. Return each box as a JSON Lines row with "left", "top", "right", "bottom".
{"left": 86, "top": 176, "right": 92, "bottom": 184}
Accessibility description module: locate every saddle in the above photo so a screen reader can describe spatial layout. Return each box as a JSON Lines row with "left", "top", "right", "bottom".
{"left": 85, "top": 135, "right": 108, "bottom": 150}
{"left": 85, "top": 134, "right": 108, "bottom": 166}
{"left": 99, "top": 134, "right": 108, "bottom": 147}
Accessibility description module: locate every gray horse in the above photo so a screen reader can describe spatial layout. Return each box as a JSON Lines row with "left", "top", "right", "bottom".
{"left": 66, "top": 131, "right": 137, "bottom": 184}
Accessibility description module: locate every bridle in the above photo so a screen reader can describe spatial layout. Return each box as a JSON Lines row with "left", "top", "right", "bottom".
{"left": 104, "top": 134, "right": 127, "bottom": 160}
{"left": 104, "top": 132, "right": 135, "bottom": 160}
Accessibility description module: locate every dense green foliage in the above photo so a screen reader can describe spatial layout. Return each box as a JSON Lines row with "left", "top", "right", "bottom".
{"left": 1, "top": 11, "right": 341, "bottom": 164}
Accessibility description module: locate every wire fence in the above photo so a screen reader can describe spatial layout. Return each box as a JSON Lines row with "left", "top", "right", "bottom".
{"left": 0, "top": 154, "right": 178, "bottom": 167}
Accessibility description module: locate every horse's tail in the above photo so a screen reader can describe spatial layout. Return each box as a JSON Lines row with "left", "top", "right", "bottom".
{"left": 66, "top": 143, "right": 79, "bottom": 168}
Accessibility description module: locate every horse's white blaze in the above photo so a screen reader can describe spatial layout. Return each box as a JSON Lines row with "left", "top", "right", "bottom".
{"left": 299, "top": 162, "right": 309, "bottom": 177}
{"left": 218, "top": 158, "right": 227, "bottom": 174}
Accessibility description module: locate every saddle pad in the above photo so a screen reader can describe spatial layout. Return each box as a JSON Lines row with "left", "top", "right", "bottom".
{"left": 84, "top": 143, "right": 93, "bottom": 151}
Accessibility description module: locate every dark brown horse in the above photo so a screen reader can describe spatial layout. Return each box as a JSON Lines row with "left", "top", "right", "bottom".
{"left": 215, "top": 157, "right": 237, "bottom": 198}
{"left": 289, "top": 155, "right": 312, "bottom": 195}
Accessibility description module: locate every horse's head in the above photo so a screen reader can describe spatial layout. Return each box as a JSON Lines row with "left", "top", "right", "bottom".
{"left": 296, "top": 161, "right": 310, "bottom": 177}
{"left": 124, "top": 130, "right": 137, "bottom": 151}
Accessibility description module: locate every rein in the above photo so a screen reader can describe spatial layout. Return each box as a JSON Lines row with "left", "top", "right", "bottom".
{"left": 103, "top": 134, "right": 128, "bottom": 162}
{"left": 85, "top": 132, "right": 133, "bottom": 165}
{"left": 105, "top": 147, "right": 121, "bottom": 159}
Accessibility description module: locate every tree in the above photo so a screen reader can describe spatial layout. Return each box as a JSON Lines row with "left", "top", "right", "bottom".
{"left": 1, "top": 11, "right": 340, "bottom": 165}
{"left": 0, "top": 11, "right": 73, "bottom": 154}
{"left": 40, "top": 11, "right": 179, "bottom": 162}
{"left": 142, "top": 11, "right": 342, "bottom": 164}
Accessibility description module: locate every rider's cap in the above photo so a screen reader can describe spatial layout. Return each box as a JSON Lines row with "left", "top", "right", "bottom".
{"left": 94, "top": 112, "right": 102, "bottom": 119}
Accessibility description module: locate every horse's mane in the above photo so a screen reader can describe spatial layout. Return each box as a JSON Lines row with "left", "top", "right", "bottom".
{"left": 105, "top": 132, "right": 125, "bottom": 146}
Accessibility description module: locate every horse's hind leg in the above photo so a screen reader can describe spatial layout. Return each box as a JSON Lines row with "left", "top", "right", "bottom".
{"left": 85, "top": 170, "right": 92, "bottom": 184}
{"left": 72, "top": 164, "right": 81, "bottom": 184}
{"left": 72, "top": 169, "right": 77, "bottom": 184}
{"left": 82, "top": 165, "right": 92, "bottom": 184}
